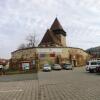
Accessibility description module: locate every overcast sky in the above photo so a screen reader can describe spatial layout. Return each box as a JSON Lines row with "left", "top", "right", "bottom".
{"left": 0, "top": 0, "right": 100, "bottom": 58}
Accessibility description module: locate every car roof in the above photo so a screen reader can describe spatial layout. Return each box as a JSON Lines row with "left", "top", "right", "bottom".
{"left": 54, "top": 64, "right": 59, "bottom": 65}
{"left": 88, "top": 60, "right": 100, "bottom": 62}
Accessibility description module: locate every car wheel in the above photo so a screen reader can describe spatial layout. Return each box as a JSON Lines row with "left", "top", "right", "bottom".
{"left": 89, "top": 69, "right": 94, "bottom": 73}
{"left": 93, "top": 69, "right": 96, "bottom": 73}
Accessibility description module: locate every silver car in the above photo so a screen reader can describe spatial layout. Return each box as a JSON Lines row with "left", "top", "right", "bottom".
{"left": 52, "top": 64, "right": 62, "bottom": 70}
{"left": 43, "top": 64, "right": 52, "bottom": 71}
{"left": 62, "top": 63, "right": 73, "bottom": 70}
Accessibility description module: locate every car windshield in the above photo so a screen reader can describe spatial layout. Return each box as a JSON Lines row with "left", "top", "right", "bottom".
{"left": 91, "top": 62, "right": 97, "bottom": 65}
{"left": 54, "top": 64, "right": 59, "bottom": 66}
{"left": 64, "top": 64, "right": 71, "bottom": 66}
{"left": 97, "top": 61, "right": 100, "bottom": 65}
{"left": 44, "top": 64, "right": 50, "bottom": 67}
{"left": 66, "top": 64, "right": 71, "bottom": 65}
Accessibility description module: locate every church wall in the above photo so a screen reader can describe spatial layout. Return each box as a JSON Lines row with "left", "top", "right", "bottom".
{"left": 11, "top": 47, "right": 89, "bottom": 70}
{"left": 61, "top": 35, "right": 66, "bottom": 46}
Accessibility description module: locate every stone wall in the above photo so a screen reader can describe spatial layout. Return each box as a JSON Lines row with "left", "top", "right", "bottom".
{"left": 11, "top": 47, "right": 89, "bottom": 69}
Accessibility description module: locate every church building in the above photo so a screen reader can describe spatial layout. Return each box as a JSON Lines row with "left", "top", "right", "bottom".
{"left": 39, "top": 18, "right": 66, "bottom": 47}
{"left": 11, "top": 18, "right": 89, "bottom": 71}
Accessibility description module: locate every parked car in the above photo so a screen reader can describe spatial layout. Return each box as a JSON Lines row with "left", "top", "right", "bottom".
{"left": 52, "top": 64, "right": 62, "bottom": 70}
{"left": 85, "top": 60, "right": 100, "bottom": 73}
{"left": 96, "top": 66, "right": 100, "bottom": 73}
{"left": 96, "top": 61, "right": 100, "bottom": 73}
{"left": 43, "top": 64, "right": 52, "bottom": 72}
{"left": 62, "top": 63, "right": 73, "bottom": 70}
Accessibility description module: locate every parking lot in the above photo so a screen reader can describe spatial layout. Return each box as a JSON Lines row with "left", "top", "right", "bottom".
{"left": 0, "top": 67, "right": 100, "bottom": 100}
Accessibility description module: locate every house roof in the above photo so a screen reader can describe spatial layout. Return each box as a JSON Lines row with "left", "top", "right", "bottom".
{"left": 39, "top": 29, "right": 62, "bottom": 46}
{"left": 50, "top": 18, "right": 66, "bottom": 36}
{"left": 39, "top": 18, "right": 67, "bottom": 46}
{"left": 51, "top": 18, "right": 63, "bottom": 30}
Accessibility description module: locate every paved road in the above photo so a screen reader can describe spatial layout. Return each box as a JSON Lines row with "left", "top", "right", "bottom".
{"left": 0, "top": 73, "right": 38, "bottom": 82}
{"left": 0, "top": 67, "right": 100, "bottom": 100}
{"left": 38, "top": 68, "right": 100, "bottom": 100}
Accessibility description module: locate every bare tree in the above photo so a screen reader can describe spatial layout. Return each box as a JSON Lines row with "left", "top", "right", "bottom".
{"left": 18, "top": 33, "right": 38, "bottom": 50}
{"left": 26, "top": 34, "right": 38, "bottom": 47}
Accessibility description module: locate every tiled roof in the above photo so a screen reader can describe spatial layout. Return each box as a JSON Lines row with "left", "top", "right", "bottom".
{"left": 50, "top": 18, "right": 63, "bottom": 30}
{"left": 50, "top": 18, "right": 66, "bottom": 36}
{"left": 39, "top": 29, "right": 61, "bottom": 46}
{"left": 39, "top": 18, "right": 66, "bottom": 47}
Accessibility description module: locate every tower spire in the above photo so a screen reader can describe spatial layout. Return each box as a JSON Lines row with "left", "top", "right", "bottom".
{"left": 50, "top": 18, "right": 66, "bottom": 36}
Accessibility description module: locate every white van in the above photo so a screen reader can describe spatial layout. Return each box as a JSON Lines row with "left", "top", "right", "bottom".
{"left": 86, "top": 60, "right": 100, "bottom": 73}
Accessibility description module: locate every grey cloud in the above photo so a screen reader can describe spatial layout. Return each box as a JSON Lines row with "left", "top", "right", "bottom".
{"left": 0, "top": 0, "right": 100, "bottom": 58}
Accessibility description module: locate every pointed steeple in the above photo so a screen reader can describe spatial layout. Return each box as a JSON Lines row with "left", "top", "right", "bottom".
{"left": 38, "top": 18, "right": 67, "bottom": 47}
{"left": 39, "top": 29, "right": 62, "bottom": 46}
{"left": 50, "top": 18, "right": 66, "bottom": 36}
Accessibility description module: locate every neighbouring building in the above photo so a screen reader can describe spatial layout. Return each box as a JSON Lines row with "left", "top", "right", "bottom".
{"left": 86, "top": 46, "right": 100, "bottom": 59}
{"left": 0, "top": 58, "right": 9, "bottom": 69}
{"left": 11, "top": 18, "right": 89, "bottom": 71}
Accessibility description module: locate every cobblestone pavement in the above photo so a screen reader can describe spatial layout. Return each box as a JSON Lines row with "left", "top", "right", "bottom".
{"left": 0, "top": 67, "right": 100, "bottom": 100}
{"left": 0, "top": 73, "right": 38, "bottom": 82}
{"left": 38, "top": 68, "right": 100, "bottom": 100}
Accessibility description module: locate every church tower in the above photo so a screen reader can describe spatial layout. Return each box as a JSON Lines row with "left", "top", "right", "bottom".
{"left": 39, "top": 18, "right": 67, "bottom": 47}
{"left": 50, "top": 18, "right": 67, "bottom": 47}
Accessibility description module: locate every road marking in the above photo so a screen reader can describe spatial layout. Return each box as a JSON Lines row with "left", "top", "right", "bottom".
{"left": 0, "top": 89, "right": 23, "bottom": 93}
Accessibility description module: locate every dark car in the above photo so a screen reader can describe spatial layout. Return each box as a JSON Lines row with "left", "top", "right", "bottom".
{"left": 62, "top": 63, "right": 73, "bottom": 70}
